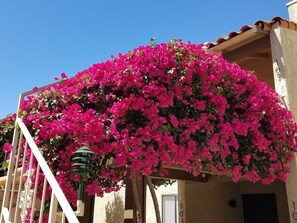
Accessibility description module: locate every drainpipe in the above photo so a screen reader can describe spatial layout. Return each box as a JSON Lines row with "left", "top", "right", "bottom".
{"left": 287, "top": 0, "right": 297, "bottom": 22}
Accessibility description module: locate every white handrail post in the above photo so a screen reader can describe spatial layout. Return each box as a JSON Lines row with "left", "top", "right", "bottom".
{"left": 2, "top": 126, "right": 19, "bottom": 208}
{"left": 1, "top": 86, "right": 81, "bottom": 223}
{"left": 48, "top": 191, "right": 58, "bottom": 223}
{"left": 0, "top": 122, "right": 20, "bottom": 223}
{"left": 17, "top": 118, "right": 80, "bottom": 223}
{"left": 1, "top": 90, "right": 32, "bottom": 223}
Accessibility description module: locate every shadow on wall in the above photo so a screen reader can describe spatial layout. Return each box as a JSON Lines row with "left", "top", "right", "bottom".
{"left": 105, "top": 193, "right": 124, "bottom": 223}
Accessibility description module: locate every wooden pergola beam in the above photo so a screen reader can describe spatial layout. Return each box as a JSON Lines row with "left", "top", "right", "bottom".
{"left": 150, "top": 168, "right": 209, "bottom": 183}
{"left": 112, "top": 165, "right": 210, "bottom": 183}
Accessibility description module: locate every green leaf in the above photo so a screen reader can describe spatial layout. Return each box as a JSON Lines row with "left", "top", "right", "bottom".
{"left": 2, "top": 161, "right": 9, "bottom": 170}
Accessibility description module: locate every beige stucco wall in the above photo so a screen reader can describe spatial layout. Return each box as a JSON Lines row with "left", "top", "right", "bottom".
{"left": 280, "top": 27, "right": 297, "bottom": 118}
{"left": 283, "top": 26, "right": 297, "bottom": 222}
{"left": 270, "top": 25, "right": 297, "bottom": 223}
{"left": 93, "top": 187, "right": 126, "bottom": 223}
{"left": 182, "top": 179, "right": 289, "bottom": 223}
{"left": 182, "top": 180, "right": 244, "bottom": 223}
{"left": 93, "top": 181, "right": 178, "bottom": 223}
{"left": 146, "top": 181, "right": 178, "bottom": 223}
{"left": 240, "top": 180, "right": 289, "bottom": 223}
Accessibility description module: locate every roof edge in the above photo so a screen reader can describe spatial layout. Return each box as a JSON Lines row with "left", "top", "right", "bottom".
{"left": 208, "top": 25, "right": 269, "bottom": 52}
{"left": 207, "top": 17, "right": 297, "bottom": 50}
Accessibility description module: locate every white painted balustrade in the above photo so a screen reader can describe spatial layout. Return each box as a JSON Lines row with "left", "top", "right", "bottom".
{"left": 0, "top": 87, "right": 80, "bottom": 223}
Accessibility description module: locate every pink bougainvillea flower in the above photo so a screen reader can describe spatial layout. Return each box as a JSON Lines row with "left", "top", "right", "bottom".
{"left": 3, "top": 143, "right": 12, "bottom": 153}
{"left": 61, "top": 73, "right": 68, "bottom": 79}
{"left": 32, "top": 87, "right": 39, "bottom": 92}
{"left": 13, "top": 40, "right": 297, "bottom": 203}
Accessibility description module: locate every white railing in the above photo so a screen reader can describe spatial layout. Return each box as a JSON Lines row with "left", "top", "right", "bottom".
{"left": 0, "top": 87, "right": 80, "bottom": 223}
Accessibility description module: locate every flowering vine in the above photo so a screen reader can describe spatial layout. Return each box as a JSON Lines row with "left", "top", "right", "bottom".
{"left": 0, "top": 114, "right": 16, "bottom": 175}
{"left": 2, "top": 40, "right": 296, "bottom": 204}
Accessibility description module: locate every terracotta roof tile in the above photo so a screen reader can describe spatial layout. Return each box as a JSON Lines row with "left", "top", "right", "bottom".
{"left": 207, "top": 17, "right": 297, "bottom": 49}
{"left": 240, "top": 25, "right": 251, "bottom": 32}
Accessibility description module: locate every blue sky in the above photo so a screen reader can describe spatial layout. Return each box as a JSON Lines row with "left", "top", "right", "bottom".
{"left": 0, "top": 0, "right": 290, "bottom": 118}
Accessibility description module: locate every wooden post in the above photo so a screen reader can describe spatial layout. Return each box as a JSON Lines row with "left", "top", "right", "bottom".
{"left": 124, "top": 173, "right": 146, "bottom": 223}
{"left": 77, "top": 194, "right": 95, "bottom": 223}
{"left": 124, "top": 178, "right": 134, "bottom": 223}
{"left": 137, "top": 174, "right": 146, "bottom": 223}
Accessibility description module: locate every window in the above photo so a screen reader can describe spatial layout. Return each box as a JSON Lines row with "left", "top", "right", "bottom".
{"left": 162, "top": 195, "right": 177, "bottom": 223}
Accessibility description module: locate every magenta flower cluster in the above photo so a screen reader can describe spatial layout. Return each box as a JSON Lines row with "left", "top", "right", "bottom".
{"left": 18, "top": 40, "right": 297, "bottom": 201}
{"left": 0, "top": 114, "right": 16, "bottom": 173}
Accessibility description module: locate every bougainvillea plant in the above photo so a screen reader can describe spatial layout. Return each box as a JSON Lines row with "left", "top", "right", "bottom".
{"left": 0, "top": 114, "right": 16, "bottom": 175}
{"left": 5, "top": 40, "right": 296, "bottom": 205}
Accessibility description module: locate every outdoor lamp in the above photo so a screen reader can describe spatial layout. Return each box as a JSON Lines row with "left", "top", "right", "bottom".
{"left": 72, "top": 146, "right": 94, "bottom": 216}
